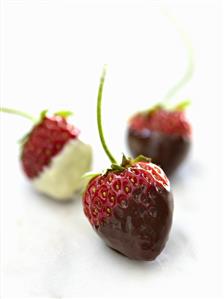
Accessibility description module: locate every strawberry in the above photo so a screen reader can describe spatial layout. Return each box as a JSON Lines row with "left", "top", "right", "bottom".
{"left": 21, "top": 112, "right": 79, "bottom": 178}
{"left": 82, "top": 67, "right": 173, "bottom": 261}
{"left": 1, "top": 108, "right": 92, "bottom": 200}
{"left": 126, "top": 10, "right": 194, "bottom": 177}
{"left": 128, "top": 103, "right": 191, "bottom": 176}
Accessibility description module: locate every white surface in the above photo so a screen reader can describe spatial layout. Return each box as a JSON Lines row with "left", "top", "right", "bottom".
{"left": 0, "top": 0, "right": 223, "bottom": 298}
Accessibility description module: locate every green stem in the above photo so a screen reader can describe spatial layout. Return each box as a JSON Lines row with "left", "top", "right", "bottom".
{"left": 0, "top": 107, "right": 36, "bottom": 122}
{"left": 162, "top": 8, "right": 194, "bottom": 101}
{"left": 97, "top": 66, "right": 117, "bottom": 164}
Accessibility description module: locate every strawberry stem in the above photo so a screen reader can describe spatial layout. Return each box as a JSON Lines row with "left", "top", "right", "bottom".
{"left": 97, "top": 66, "right": 117, "bottom": 164}
{"left": 162, "top": 9, "right": 194, "bottom": 102}
{"left": 0, "top": 107, "right": 36, "bottom": 122}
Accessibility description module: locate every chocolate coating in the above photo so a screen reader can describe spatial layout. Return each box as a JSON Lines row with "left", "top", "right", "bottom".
{"left": 127, "top": 128, "right": 191, "bottom": 176}
{"left": 96, "top": 184, "right": 173, "bottom": 261}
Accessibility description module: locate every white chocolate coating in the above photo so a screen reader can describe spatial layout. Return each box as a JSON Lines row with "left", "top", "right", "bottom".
{"left": 32, "top": 139, "right": 92, "bottom": 200}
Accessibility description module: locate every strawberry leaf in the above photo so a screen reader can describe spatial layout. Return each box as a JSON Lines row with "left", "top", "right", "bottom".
{"left": 111, "top": 164, "right": 125, "bottom": 171}
{"left": 121, "top": 154, "right": 131, "bottom": 167}
{"left": 146, "top": 103, "right": 164, "bottom": 115}
{"left": 132, "top": 103, "right": 165, "bottom": 118}
{"left": 81, "top": 172, "right": 101, "bottom": 193}
{"left": 40, "top": 109, "right": 48, "bottom": 120}
{"left": 81, "top": 172, "right": 100, "bottom": 181}
{"left": 18, "top": 109, "right": 48, "bottom": 149}
{"left": 132, "top": 155, "right": 151, "bottom": 164}
{"left": 18, "top": 132, "right": 30, "bottom": 147}
{"left": 54, "top": 110, "right": 74, "bottom": 118}
{"left": 175, "top": 99, "right": 191, "bottom": 111}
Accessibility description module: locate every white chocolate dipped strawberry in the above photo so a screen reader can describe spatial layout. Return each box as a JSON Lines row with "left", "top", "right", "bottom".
{"left": 1, "top": 108, "right": 92, "bottom": 200}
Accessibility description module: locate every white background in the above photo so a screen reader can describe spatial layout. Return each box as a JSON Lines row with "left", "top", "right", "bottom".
{"left": 0, "top": 0, "right": 223, "bottom": 298}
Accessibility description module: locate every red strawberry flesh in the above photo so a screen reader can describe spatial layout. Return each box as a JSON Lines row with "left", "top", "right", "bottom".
{"left": 128, "top": 108, "right": 191, "bottom": 175}
{"left": 21, "top": 116, "right": 79, "bottom": 179}
{"left": 129, "top": 108, "right": 191, "bottom": 137}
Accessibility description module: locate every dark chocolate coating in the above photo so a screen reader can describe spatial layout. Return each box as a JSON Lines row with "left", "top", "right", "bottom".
{"left": 127, "top": 128, "right": 191, "bottom": 176}
{"left": 96, "top": 184, "right": 173, "bottom": 261}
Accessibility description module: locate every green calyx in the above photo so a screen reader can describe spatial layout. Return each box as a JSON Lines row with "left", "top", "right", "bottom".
{"left": 17, "top": 109, "right": 48, "bottom": 147}
{"left": 38, "top": 109, "right": 48, "bottom": 122}
{"left": 34, "top": 109, "right": 73, "bottom": 127}
{"left": 121, "top": 154, "right": 151, "bottom": 168}
{"left": 81, "top": 154, "right": 151, "bottom": 189}
{"left": 82, "top": 172, "right": 101, "bottom": 180}
{"left": 0, "top": 107, "right": 74, "bottom": 148}
{"left": 54, "top": 110, "right": 74, "bottom": 118}
{"left": 174, "top": 99, "right": 191, "bottom": 111}
{"left": 37, "top": 109, "right": 73, "bottom": 123}
{"left": 19, "top": 109, "right": 74, "bottom": 146}
{"left": 18, "top": 132, "right": 30, "bottom": 147}
{"left": 137, "top": 12, "right": 194, "bottom": 119}
{"left": 107, "top": 154, "right": 151, "bottom": 174}
{"left": 145, "top": 103, "right": 165, "bottom": 115}
{"left": 139, "top": 98, "right": 191, "bottom": 117}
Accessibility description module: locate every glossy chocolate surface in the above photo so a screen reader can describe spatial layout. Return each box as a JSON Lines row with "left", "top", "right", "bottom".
{"left": 127, "top": 128, "right": 191, "bottom": 176}
{"left": 96, "top": 184, "right": 173, "bottom": 261}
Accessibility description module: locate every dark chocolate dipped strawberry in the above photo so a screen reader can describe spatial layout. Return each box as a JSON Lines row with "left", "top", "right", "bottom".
{"left": 82, "top": 67, "right": 173, "bottom": 261}
{"left": 127, "top": 103, "right": 191, "bottom": 176}
{"left": 0, "top": 108, "right": 92, "bottom": 200}
{"left": 126, "top": 10, "right": 195, "bottom": 176}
